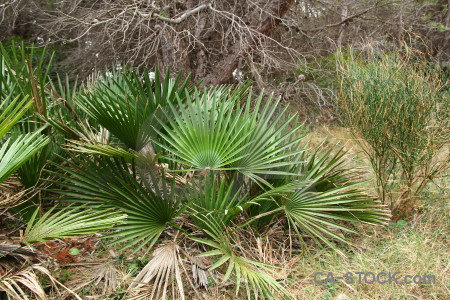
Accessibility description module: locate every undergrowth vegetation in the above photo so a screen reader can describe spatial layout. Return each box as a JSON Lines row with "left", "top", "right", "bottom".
{"left": 293, "top": 191, "right": 449, "bottom": 299}
{"left": 336, "top": 46, "right": 449, "bottom": 220}
{"left": 0, "top": 41, "right": 448, "bottom": 299}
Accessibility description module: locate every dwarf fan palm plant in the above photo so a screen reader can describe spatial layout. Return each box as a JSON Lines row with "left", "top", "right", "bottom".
{"left": 47, "top": 79, "right": 388, "bottom": 299}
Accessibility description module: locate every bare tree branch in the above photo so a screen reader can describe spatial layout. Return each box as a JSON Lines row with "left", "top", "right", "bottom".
{"left": 149, "top": 4, "right": 211, "bottom": 24}
{"left": 202, "top": 0, "right": 294, "bottom": 86}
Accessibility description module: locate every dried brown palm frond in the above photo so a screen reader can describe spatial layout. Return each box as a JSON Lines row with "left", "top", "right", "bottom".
{"left": 1, "top": 263, "right": 81, "bottom": 299}
{"left": 0, "top": 244, "right": 78, "bottom": 299}
{"left": 0, "top": 191, "right": 26, "bottom": 210}
{"left": 178, "top": 246, "right": 212, "bottom": 290}
{"left": 65, "top": 260, "right": 123, "bottom": 296}
{"left": 128, "top": 242, "right": 184, "bottom": 300}
{"left": 0, "top": 243, "right": 38, "bottom": 275}
{"left": 33, "top": 265, "right": 83, "bottom": 300}
{"left": 0, "top": 177, "right": 30, "bottom": 210}
{"left": 189, "top": 256, "right": 210, "bottom": 289}
{"left": 0, "top": 267, "right": 47, "bottom": 300}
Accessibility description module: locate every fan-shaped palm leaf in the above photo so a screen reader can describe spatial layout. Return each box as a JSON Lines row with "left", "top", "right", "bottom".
{"left": 0, "top": 129, "right": 49, "bottom": 184}
{"left": 128, "top": 242, "right": 184, "bottom": 300}
{"left": 47, "top": 156, "right": 185, "bottom": 253}
{"left": 257, "top": 148, "right": 390, "bottom": 253}
{"left": 22, "top": 205, "right": 125, "bottom": 244}
{"left": 230, "top": 92, "right": 306, "bottom": 183}
{"left": 76, "top": 68, "right": 192, "bottom": 151}
{"left": 0, "top": 267, "right": 48, "bottom": 300}
{"left": 156, "top": 86, "right": 304, "bottom": 185}
{"left": 0, "top": 265, "right": 83, "bottom": 300}
{"left": 156, "top": 87, "right": 252, "bottom": 170}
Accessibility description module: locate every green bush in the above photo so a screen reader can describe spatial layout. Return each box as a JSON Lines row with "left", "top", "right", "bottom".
{"left": 335, "top": 46, "right": 449, "bottom": 219}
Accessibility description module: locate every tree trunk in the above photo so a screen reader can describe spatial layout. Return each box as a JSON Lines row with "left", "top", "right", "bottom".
{"left": 202, "top": 0, "right": 293, "bottom": 86}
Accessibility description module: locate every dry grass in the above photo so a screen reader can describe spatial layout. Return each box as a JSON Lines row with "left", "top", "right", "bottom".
{"left": 289, "top": 195, "right": 449, "bottom": 299}
{"left": 287, "top": 125, "right": 449, "bottom": 300}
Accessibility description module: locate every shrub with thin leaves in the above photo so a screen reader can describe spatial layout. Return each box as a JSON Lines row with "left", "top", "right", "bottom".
{"left": 336, "top": 46, "right": 448, "bottom": 219}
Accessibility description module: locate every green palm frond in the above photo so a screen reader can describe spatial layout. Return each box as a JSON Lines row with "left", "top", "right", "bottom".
{"left": 0, "top": 95, "right": 33, "bottom": 139}
{"left": 22, "top": 205, "right": 125, "bottom": 244}
{"left": 76, "top": 67, "right": 192, "bottom": 151}
{"left": 189, "top": 174, "right": 250, "bottom": 228}
{"left": 15, "top": 139, "right": 60, "bottom": 189}
{"left": 0, "top": 55, "right": 14, "bottom": 98}
{"left": 156, "top": 87, "right": 252, "bottom": 170}
{"left": 193, "top": 216, "right": 293, "bottom": 299}
{"left": 0, "top": 129, "right": 49, "bottom": 184}
{"left": 267, "top": 148, "right": 390, "bottom": 252}
{"left": 230, "top": 92, "right": 305, "bottom": 183}
{"left": 47, "top": 156, "right": 184, "bottom": 253}
{"left": 283, "top": 181, "right": 387, "bottom": 252}
{"left": 189, "top": 172, "right": 294, "bottom": 229}
{"left": 68, "top": 140, "right": 137, "bottom": 162}
{"left": 45, "top": 73, "right": 89, "bottom": 139}
{"left": 9, "top": 119, "right": 64, "bottom": 189}
{"left": 157, "top": 86, "right": 304, "bottom": 184}
{"left": 1, "top": 43, "right": 63, "bottom": 192}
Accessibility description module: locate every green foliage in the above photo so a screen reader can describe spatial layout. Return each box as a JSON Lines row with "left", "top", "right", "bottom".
{"left": 0, "top": 96, "right": 33, "bottom": 138}
{"left": 0, "top": 42, "right": 54, "bottom": 117}
{"left": 15, "top": 138, "right": 60, "bottom": 189}
{"left": 193, "top": 215, "right": 292, "bottom": 299}
{"left": 47, "top": 155, "right": 186, "bottom": 253}
{"left": 189, "top": 174, "right": 247, "bottom": 226}
{"left": 335, "top": 46, "right": 448, "bottom": 218}
{"left": 0, "top": 42, "right": 61, "bottom": 191}
{"left": 49, "top": 82, "right": 388, "bottom": 298}
{"left": 0, "top": 41, "right": 390, "bottom": 299}
{"left": 22, "top": 205, "right": 125, "bottom": 244}
{"left": 0, "top": 129, "right": 49, "bottom": 184}
{"left": 157, "top": 86, "right": 304, "bottom": 185}
{"left": 281, "top": 149, "right": 389, "bottom": 252}
{"left": 76, "top": 67, "right": 193, "bottom": 151}
{"left": 156, "top": 86, "right": 252, "bottom": 170}
{"left": 0, "top": 95, "right": 49, "bottom": 185}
